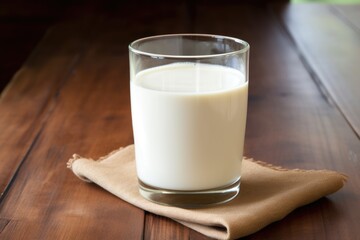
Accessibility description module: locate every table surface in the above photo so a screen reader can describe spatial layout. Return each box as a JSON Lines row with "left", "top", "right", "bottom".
{"left": 0, "top": 2, "right": 359, "bottom": 239}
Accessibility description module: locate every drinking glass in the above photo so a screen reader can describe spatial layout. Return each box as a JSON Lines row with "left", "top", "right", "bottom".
{"left": 129, "top": 34, "right": 249, "bottom": 207}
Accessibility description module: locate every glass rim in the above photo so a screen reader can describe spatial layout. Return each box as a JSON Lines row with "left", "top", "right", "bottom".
{"left": 128, "top": 33, "right": 250, "bottom": 59}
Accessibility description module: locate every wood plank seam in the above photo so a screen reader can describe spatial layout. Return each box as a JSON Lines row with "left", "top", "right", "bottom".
{"left": 0, "top": 28, "right": 90, "bottom": 205}
{"left": 0, "top": 53, "right": 84, "bottom": 203}
{"left": 0, "top": 218, "right": 10, "bottom": 233}
{"left": 269, "top": 3, "right": 360, "bottom": 141}
{"left": 329, "top": 5, "right": 360, "bottom": 35}
{"left": 267, "top": 4, "right": 336, "bottom": 107}
{"left": 0, "top": 127, "right": 44, "bottom": 204}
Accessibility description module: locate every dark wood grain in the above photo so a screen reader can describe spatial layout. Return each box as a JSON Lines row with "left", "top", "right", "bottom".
{"left": 0, "top": 19, "right": 144, "bottom": 239}
{"left": 0, "top": 1, "right": 359, "bottom": 240}
{"left": 0, "top": 22, "right": 93, "bottom": 199}
{"left": 192, "top": 2, "right": 360, "bottom": 239}
{"left": 275, "top": 3, "right": 360, "bottom": 137}
{"left": 0, "top": 2, "right": 188, "bottom": 239}
{"left": 144, "top": 213, "right": 190, "bottom": 240}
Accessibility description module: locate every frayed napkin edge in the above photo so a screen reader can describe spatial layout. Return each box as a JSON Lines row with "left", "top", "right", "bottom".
{"left": 67, "top": 145, "right": 349, "bottom": 185}
{"left": 66, "top": 145, "right": 348, "bottom": 240}
{"left": 247, "top": 159, "right": 348, "bottom": 184}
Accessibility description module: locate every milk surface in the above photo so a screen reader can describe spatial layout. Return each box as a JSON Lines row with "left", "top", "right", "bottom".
{"left": 130, "top": 63, "right": 248, "bottom": 191}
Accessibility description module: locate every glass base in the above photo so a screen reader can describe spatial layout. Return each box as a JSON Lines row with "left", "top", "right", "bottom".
{"left": 138, "top": 178, "right": 240, "bottom": 208}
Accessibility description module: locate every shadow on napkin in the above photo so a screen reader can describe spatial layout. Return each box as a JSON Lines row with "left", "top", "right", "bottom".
{"left": 67, "top": 145, "right": 346, "bottom": 240}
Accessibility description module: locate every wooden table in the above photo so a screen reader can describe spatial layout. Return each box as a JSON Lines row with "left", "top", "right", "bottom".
{"left": 1, "top": 2, "right": 359, "bottom": 239}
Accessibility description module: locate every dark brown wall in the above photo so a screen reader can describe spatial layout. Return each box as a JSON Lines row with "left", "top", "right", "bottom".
{"left": 0, "top": 0, "right": 288, "bottom": 93}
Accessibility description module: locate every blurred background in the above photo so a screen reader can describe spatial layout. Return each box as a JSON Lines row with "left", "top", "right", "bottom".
{"left": 1, "top": 0, "right": 359, "bottom": 93}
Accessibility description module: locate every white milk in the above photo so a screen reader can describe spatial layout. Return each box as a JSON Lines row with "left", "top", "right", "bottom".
{"left": 130, "top": 63, "right": 248, "bottom": 191}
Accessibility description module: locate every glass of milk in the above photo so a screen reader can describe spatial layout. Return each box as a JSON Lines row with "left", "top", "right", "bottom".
{"left": 129, "top": 34, "right": 249, "bottom": 207}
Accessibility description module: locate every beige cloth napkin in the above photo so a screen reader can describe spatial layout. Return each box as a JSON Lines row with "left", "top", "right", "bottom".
{"left": 67, "top": 145, "right": 346, "bottom": 239}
